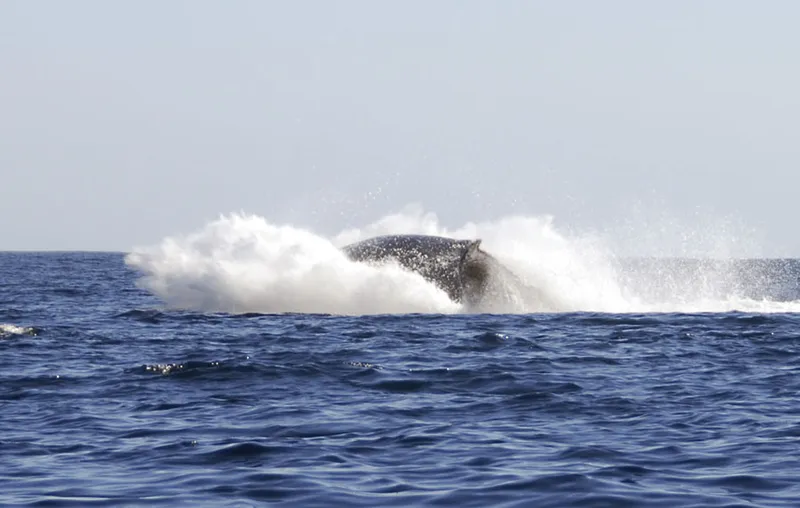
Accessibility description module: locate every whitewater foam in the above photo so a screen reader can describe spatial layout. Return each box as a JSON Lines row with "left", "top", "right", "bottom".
{"left": 0, "top": 324, "right": 37, "bottom": 338}
{"left": 126, "top": 205, "right": 800, "bottom": 315}
{"left": 125, "top": 213, "right": 458, "bottom": 315}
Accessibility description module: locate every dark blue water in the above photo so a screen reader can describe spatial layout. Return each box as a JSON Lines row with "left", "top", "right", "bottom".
{"left": 3, "top": 252, "right": 800, "bottom": 507}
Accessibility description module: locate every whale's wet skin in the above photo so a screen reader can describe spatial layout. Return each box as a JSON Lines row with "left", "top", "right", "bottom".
{"left": 343, "top": 234, "right": 555, "bottom": 312}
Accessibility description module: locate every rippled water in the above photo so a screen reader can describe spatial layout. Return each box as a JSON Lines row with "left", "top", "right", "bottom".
{"left": 3, "top": 252, "right": 800, "bottom": 507}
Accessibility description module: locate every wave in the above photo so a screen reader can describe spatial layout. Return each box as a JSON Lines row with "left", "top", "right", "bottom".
{"left": 125, "top": 205, "right": 800, "bottom": 315}
{"left": 0, "top": 324, "right": 39, "bottom": 338}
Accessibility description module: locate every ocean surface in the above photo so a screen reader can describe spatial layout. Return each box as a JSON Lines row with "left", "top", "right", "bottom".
{"left": 4, "top": 213, "right": 800, "bottom": 507}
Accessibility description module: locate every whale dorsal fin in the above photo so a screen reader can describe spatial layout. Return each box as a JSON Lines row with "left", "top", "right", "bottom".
{"left": 462, "top": 239, "right": 482, "bottom": 261}
{"left": 468, "top": 239, "right": 481, "bottom": 254}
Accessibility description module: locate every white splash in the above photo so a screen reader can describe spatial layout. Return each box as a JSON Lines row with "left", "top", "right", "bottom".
{"left": 126, "top": 204, "right": 800, "bottom": 315}
{"left": 0, "top": 324, "right": 36, "bottom": 337}
{"left": 125, "top": 212, "right": 458, "bottom": 315}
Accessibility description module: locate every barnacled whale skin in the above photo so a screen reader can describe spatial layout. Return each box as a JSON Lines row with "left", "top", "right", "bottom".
{"left": 342, "top": 234, "right": 548, "bottom": 309}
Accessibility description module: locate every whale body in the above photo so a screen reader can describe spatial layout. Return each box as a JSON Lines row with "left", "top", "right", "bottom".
{"left": 342, "top": 234, "right": 552, "bottom": 310}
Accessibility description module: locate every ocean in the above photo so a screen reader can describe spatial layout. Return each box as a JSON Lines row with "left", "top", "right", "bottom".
{"left": 3, "top": 211, "right": 800, "bottom": 507}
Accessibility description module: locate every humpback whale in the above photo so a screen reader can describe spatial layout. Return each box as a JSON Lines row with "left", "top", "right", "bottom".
{"left": 342, "top": 234, "right": 551, "bottom": 310}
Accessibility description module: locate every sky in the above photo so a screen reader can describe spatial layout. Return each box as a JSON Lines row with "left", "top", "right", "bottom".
{"left": 1, "top": 1, "right": 799, "bottom": 255}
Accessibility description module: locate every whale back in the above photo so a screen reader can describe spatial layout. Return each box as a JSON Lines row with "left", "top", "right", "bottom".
{"left": 342, "top": 234, "right": 554, "bottom": 310}
{"left": 342, "top": 235, "right": 481, "bottom": 303}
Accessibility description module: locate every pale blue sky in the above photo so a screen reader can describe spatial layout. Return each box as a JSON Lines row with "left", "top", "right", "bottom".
{"left": 1, "top": 1, "right": 799, "bottom": 254}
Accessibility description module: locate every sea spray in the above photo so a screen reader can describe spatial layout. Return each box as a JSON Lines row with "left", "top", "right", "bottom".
{"left": 126, "top": 213, "right": 458, "bottom": 315}
{"left": 127, "top": 205, "right": 800, "bottom": 314}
